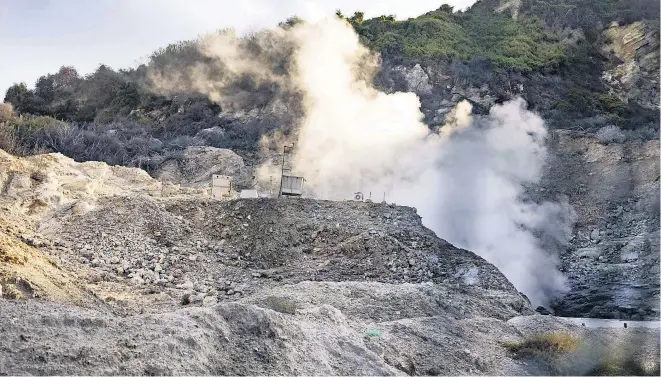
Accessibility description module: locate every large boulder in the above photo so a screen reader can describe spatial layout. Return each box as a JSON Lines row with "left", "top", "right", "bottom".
{"left": 152, "top": 146, "right": 252, "bottom": 189}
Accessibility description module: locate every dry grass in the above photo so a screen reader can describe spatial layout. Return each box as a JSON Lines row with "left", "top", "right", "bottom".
{"left": 587, "top": 354, "right": 660, "bottom": 376}
{"left": 503, "top": 332, "right": 660, "bottom": 376}
{"left": 502, "top": 332, "right": 582, "bottom": 357}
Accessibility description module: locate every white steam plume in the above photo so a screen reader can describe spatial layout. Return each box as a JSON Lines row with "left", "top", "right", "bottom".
{"left": 152, "top": 16, "right": 573, "bottom": 306}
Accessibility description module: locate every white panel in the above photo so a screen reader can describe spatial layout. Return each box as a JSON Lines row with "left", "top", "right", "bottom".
{"left": 280, "top": 175, "right": 304, "bottom": 195}
{"left": 212, "top": 175, "right": 231, "bottom": 188}
{"left": 240, "top": 190, "right": 259, "bottom": 198}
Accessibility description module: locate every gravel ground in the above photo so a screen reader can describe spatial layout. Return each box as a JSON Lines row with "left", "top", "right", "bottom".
{"left": 1, "top": 145, "right": 659, "bottom": 375}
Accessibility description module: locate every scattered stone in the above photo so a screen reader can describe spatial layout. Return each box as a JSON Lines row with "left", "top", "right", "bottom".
{"left": 192, "top": 293, "right": 206, "bottom": 303}
{"left": 621, "top": 252, "right": 639, "bottom": 262}
{"left": 202, "top": 295, "right": 217, "bottom": 306}
{"left": 180, "top": 281, "right": 194, "bottom": 290}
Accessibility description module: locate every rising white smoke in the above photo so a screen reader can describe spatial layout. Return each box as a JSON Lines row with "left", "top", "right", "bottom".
{"left": 151, "top": 16, "right": 573, "bottom": 306}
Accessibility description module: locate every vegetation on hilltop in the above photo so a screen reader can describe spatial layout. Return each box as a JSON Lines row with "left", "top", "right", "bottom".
{"left": 1, "top": 0, "right": 658, "bottom": 169}
{"left": 352, "top": 5, "right": 567, "bottom": 71}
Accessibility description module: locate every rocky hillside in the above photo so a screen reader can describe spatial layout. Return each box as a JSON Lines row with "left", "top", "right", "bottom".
{"left": 1, "top": 0, "right": 658, "bottom": 166}
{"left": 0, "top": 149, "right": 530, "bottom": 317}
{"left": 150, "top": 146, "right": 252, "bottom": 189}
{"left": 0, "top": 149, "right": 658, "bottom": 375}
{"left": 542, "top": 131, "right": 660, "bottom": 320}
{"left": 0, "top": 3, "right": 659, "bottom": 373}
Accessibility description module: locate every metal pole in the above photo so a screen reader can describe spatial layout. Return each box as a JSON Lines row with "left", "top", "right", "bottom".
{"left": 278, "top": 146, "right": 286, "bottom": 198}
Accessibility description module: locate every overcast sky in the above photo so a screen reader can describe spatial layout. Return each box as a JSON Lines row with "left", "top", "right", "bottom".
{"left": 0, "top": 0, "right": 477, "bottom": 98}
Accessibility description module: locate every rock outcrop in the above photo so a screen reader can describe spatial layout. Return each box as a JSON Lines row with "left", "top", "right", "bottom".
{"left": 541, "top": 130, "right": 660, "bottom": 319}
{"left": 151, "top": 146, "right": 252, "bottom": 189}
{"left": 0, "top": 149, "right": 168, "bottom": 216}
{"left": 602, "top": 20, "right": 660, "bottom": 110}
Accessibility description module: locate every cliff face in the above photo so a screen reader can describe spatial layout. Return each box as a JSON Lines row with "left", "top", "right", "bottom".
{"left": 602, "top": 20, "right": 660, "bottom": 111}
{"left": 542, "top": 131, "right": 660, "bottom": 319}
{"left": 373, "top": 10, "right": 659, "bottom": 131}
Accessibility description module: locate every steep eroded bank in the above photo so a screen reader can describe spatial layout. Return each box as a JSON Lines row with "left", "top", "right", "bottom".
{"left": 543, "top": 131, "right": 660, "bottom": 319}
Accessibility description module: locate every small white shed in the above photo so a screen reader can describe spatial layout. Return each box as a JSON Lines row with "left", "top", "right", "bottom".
{"left": 211, "top": 175, "right": 232, "bottom": 199}
{"left": 280, "top": 175, "right": 304, "bottom": 196}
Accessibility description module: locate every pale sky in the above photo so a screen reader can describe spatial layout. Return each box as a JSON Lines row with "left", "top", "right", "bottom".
{"left": 0, "top": 0, "right": 477, "bottom": 98}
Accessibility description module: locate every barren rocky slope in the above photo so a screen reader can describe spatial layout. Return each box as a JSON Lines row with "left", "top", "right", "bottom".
{"left": 2, "top": 289, "right": 659, "bottom": 376}
{"left": 542, "top": 131, "right": 660, "bottom": 320}
{"left": 0, "top": 148, "right": 658, "bottom": 375}
{"left": 0, "top": 148, "right": 530, "bottom": 316}
{"left": 143, "top": 129, "right": 661, "bottom": 321}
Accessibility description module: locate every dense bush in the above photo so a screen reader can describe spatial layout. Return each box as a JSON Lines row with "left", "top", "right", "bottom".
{"left": 354, "top": 5, "right": 567, "bottom": 71}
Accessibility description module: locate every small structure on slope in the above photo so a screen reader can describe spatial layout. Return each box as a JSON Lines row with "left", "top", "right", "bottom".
{"left": 278, "top": 145, "right": 305, "bottom": 197}
{"left": 211, "top": 175, "right": 233, "bottom": 199}
{"left": 239, "top": 189, "right": 259, "bottom": 199}
{"left": 280, "top": 175, "right": 304, "bottom": 196}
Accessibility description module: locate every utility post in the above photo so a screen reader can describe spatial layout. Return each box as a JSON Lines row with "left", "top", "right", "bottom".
{"left": 269, "top": 175, "right": 273, "bottom": 198}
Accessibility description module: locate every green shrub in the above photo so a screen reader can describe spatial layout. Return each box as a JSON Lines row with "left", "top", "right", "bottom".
{"left": 355, "top": 6, "right": 567, "bottom": 71}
